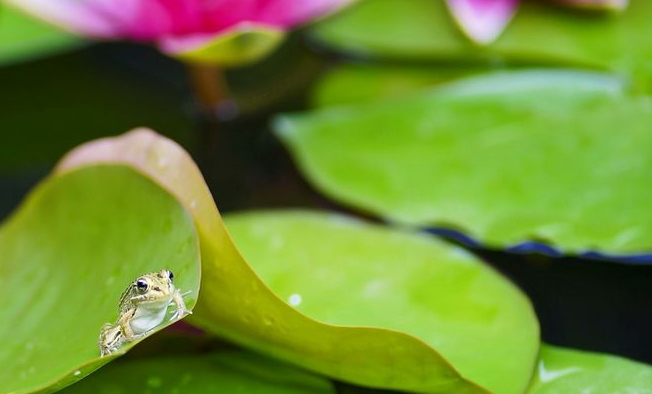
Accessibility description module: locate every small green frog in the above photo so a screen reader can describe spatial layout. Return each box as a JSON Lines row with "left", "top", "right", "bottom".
{"left": 99, "top": 269, "right": 191, "bottom": 356}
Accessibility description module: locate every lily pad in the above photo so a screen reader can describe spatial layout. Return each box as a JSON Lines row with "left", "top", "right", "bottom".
{"left": 223, "top": 209, "right": 539, "bottom": 394}
{"left": 0, "top": 165, "right": 201, "bottom": 394}
{"left": 56, "top": 129, "right": 528, "bottom": 394}
{"left": 273, "top": 70, "right": 652, "bottom": 256}
{"left": 313, "top": 64, "right": 476, "bottom": 108}
{"left": 311, "top": 0, "right": 652, "bottom": 89}
{"left": 59, "top": 350, "right": 336, "bottom": 394}
{"left": 0, "top": 5, "right": 81, "bottom": 66}
{"left": 528, "top": 345, "right": 652, "bottom": 393}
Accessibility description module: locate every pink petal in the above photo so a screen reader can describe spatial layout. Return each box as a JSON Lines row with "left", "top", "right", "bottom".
{"left": 5, "top": 0, "right": 354, "bottom": 43}
{"left": 549, "top": 0, "right": 628, "bottom": 10}
{"left": 3, "top": 0, "right": 119, "bottom": 38}
{"left": 252, "top": 0, "right": 356, "bottom": 27}
{"left": 446, "top": 0, "right": 519, "bottom": 44}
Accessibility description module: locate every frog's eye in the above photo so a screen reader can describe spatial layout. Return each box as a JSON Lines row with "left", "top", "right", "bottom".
{"left": 168, "top": 271, "right": 174, "bottom": 281}
{"left": 136, "top": 279, "right": 148, "bottom": 292}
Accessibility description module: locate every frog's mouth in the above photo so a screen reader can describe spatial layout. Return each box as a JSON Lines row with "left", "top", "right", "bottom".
{"left": 131, "top": 293, "right": 173, "bottom": 304}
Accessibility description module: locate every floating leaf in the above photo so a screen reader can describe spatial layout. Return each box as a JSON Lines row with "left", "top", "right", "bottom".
{"left": 528, "top": 345, "right": 652, "bottom": 393}
{"left": 273, "top": 70, "right": 652, "bottom": 256}
{"left": 0, "top": 165, "right": 201, "bottom": 394}
{"left": 311, "top": 0, "right": 652, "bottom": 89}
{"left": 56, "top": 129, "right": 528, "bottom": 394}
{"left": 224, "top": 209, "right": 540, "bottom": 394}
{"left": 312, "top": 64, "right": 474, "bottom": 108}
{"left": 59, "top": 350, "right": 335, "bottom": 394}
{"left": 0, "top": 5, "right": 81, "bottom": 66}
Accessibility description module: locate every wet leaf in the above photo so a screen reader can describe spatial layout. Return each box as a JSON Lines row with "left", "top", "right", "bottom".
{"left": 0, "top": 166, "right": 201, "bottom": 393}
{"left": 528, "top": 345, "right": 652, "bottom": 393}
{"left": 273, "top": 70, "right": 652, "bottom": 255}
{"left": 59, "top": 350, "right": 335, "bottom": 394}
{"left": 224, "top": 209, "right": 539, "bottom": 394}
{"left": 311, "top": 0, "right": 652, "bottom": 90}
{"left": 56, "top": 129, "right": 518, "bottom": 394}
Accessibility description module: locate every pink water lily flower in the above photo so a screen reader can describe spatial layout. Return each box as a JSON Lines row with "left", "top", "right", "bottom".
{"left": 5, "top": 0, "right": 353, "bottom": 65}
{"left": 446, "top": 0, "right": 629, "bottom": 44}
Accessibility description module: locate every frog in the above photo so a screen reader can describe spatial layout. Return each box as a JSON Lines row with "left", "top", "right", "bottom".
{"left": 99, "top": 269, "right": 191, "bottom": 356}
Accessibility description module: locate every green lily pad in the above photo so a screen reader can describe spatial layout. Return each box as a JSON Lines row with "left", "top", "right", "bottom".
{"left": 224, "top": 209, "right": 539, "bottom": 394}
{"left": 311, "top": 0, "right": 652, "bottom": 89}
{"left": 0, "top": 165, "right": 201, "bottom": 394}
{"left": 313, "top": 64, "right": 476, "bottom": 108}
{"left": 273, "top": 70, "right": 652, "bottom": 255}
{"left": 0, "top": 5, "right": 82, "bottom": 66}
{"left": 59, "top": 350, "right": 335, "bottom": 394}
{"left": 528, "top": 345, "right": 652, "bottom": 393}
{"left": 56, "top": 129, "right": 510, "bottom": 394}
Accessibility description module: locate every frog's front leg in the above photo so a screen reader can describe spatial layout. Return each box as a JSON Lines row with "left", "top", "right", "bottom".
{"left": 99, "top": 323, "right": 123, "bottom": 357}
{"left": 170, "top": 289, "right": 192, "bottom": 321}
{"left": 118, "top": 308, "right": 144, "bottom": 341}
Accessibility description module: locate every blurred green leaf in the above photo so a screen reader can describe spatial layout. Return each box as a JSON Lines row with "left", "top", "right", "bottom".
{"left": 313, "top": 64, "right": 476, "bottom": 108}
{"left": 274, "top": 70, "right": 652, "bottom": 255}
{"left": 311, "top": 0, "right": 652, "bottom": 90}
{"left": 528, "top": 345, "right": 652, "bottom": 393}
{"left": 0, "top": 166, "right": 201, "bottom": 393}
{"left": 59, "top": 350, "right": 335, "bottom": 394}
{"left": 224, "top": 209, "right": 540, "bottom": 394}
{"left": 0, "top": 5, "right": 81, "bottom": 66}
{"left": 172, "top": 25, "right": 284, "bottom": 67}
{"left": 57, "top": 129, "right": 498, "bottom": 394}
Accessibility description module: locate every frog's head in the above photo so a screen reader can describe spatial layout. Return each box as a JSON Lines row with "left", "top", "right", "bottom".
{"left": 132, "top": 269, "right": 175, "bottom": 302}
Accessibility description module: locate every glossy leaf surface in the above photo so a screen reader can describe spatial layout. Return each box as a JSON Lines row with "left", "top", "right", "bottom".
{"left": 0, "top": 166, "right": 200, "bottom": 393}
{"left": 311, "top": 0, "right": 652, "bottom": 89}
{"left": 274, "top": 71, "right": 652, "bottom": 255}
{"left": 224, "top": 209, "right": 540, "bottom": 394}
{"left": 59, "top": 350, "right": 335, "bottom": 394}
{"left": 56, "top": 129, "right": 499, "bottom": 394}
{"left": 528, "top": 345, "right": 652, "bottom": 393}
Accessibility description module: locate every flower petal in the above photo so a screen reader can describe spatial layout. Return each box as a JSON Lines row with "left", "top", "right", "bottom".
{"left": 252, "top": 0, "right": 357, "bottom": 27}
{"left": 3, "top": 0, "right": 119, "bottom": 38}
{"left": 159, "top": 22, "right": 285, "bottom": 66}
{"left": 446, "top": 0, "right": 519, "bottom": 44}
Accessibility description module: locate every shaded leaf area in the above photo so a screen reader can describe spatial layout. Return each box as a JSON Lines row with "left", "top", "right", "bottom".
{"left": 528, "top": 345, "right": 652, "bottom": 393}
{"left": 274, "top": 70, "right": 652, "bottom": 255}
{"left": 0, "top": 166, "right": 201, "bottom": 394}
{"left": 56, "top": 130, "right": 493, "bottom": 394}
{"left": 59, "top": 350, "right": 335, "bottom": 394}
{"left": 312, "top": 64, "right": 477, "bottom": 108}
{"left": 223, "top": 209, "right": 539, "bottom": 394}
{"left": 0, "top": 5, "right": 81, "bottom": 66}
{"left": 311, "top": 0, "right": 652, "bottom": 90}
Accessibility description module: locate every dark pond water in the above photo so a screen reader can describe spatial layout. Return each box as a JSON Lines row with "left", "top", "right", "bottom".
{"left": 1, "top": 37, "right": 650, "bottom": 377}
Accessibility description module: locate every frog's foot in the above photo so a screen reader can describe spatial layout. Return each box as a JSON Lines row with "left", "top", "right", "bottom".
{"left": 170, "top": 307, "right": 192, "bottom": 322}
